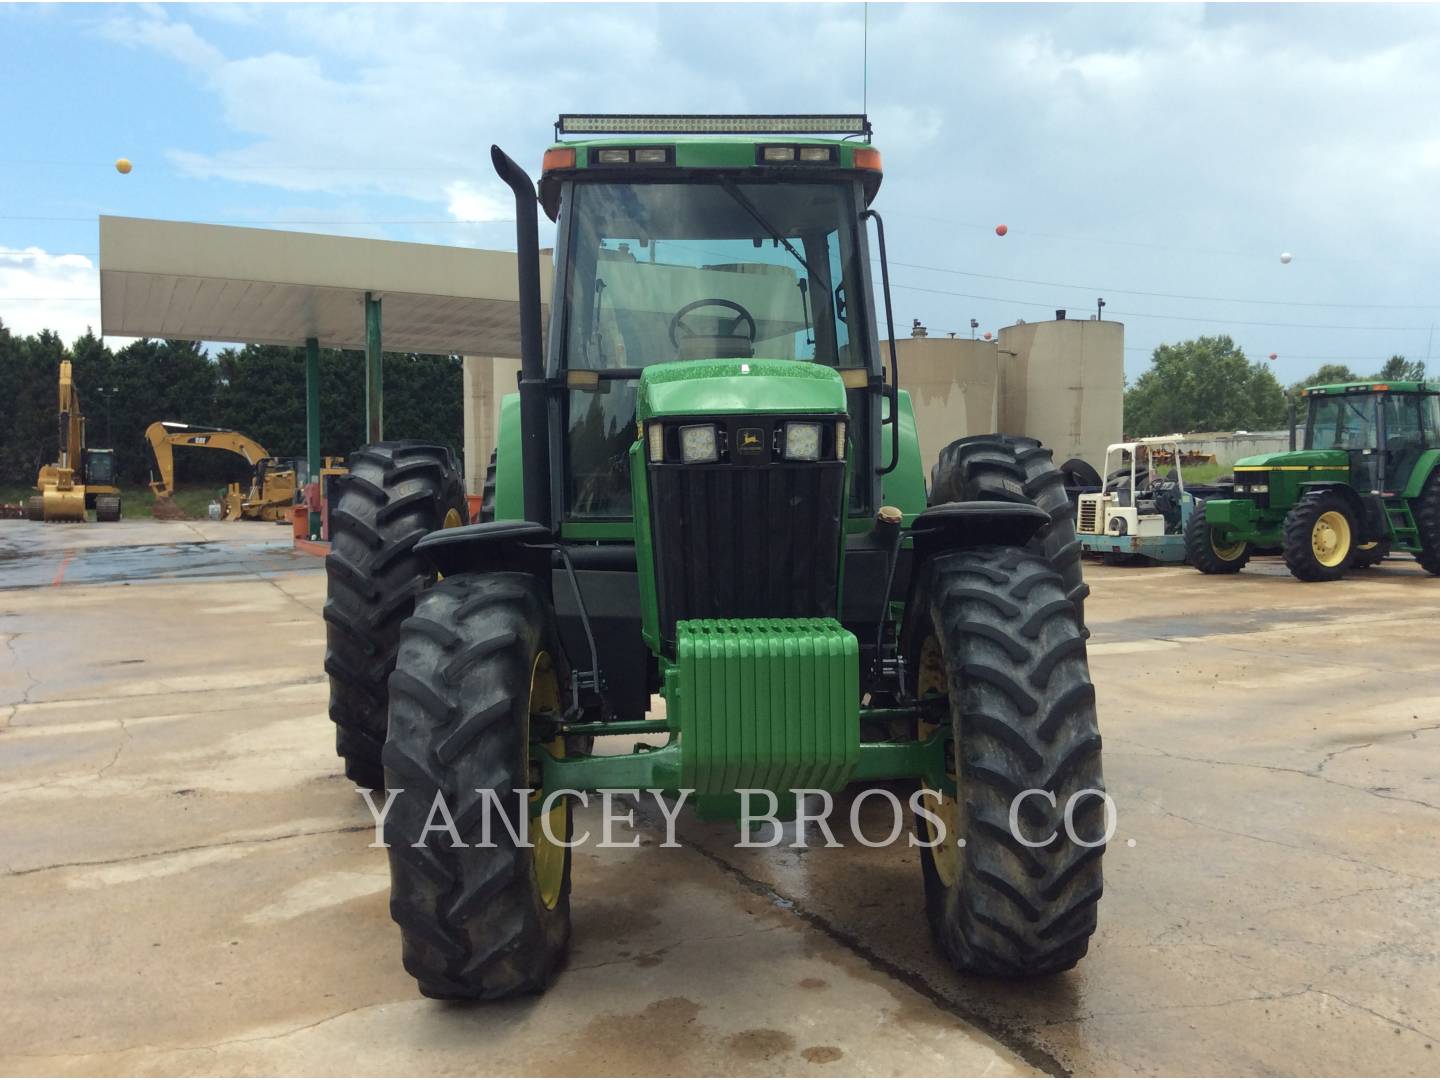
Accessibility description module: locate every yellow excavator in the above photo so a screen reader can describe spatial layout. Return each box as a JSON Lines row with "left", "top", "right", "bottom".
{"left": 144, "top": 421, "right": 298, "bottom": 522}
{"left": 29, "top": 360, "right": 123, "bottom": 522}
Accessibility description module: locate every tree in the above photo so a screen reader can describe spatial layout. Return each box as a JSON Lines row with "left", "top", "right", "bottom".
{"left": 1124, "top": 335, "right": 1287, "bottom": 436}
{"left": 1289, "top": 363, "right": 1359, "bottom": 395}
{"left": 1375, "top": 355, "right": 1425, "bottom": 382}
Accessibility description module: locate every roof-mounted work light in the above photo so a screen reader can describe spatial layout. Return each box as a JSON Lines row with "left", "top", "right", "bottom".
{"left": 555, "top": 114, "right": 872, "bottom": 139}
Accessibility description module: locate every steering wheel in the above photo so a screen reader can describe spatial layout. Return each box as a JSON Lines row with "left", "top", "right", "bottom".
{"left": 668, "top": 298, "right": 758, "bottom": 349}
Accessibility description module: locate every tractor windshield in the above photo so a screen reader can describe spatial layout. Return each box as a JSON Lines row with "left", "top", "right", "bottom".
{"left": 1307, "top": 394, "right": 1378, "bottom": 450}
{"left": 559, "top": 178, "right": 872, "bottom": 519}
{"left": 560, "top": 180, "right": 866, "bottom": 370}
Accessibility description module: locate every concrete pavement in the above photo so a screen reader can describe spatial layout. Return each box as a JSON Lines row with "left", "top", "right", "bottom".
{"left": 1, "top": 519, "right": 1437, "bottom": 1075}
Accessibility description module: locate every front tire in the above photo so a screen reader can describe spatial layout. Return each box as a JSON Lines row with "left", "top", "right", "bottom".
{"left": 95, "top": 494, "right": 121, "bottom": 522}
{"left": 1351, "top": 540, "right": 1390, "bottom": 569}
{"left": 26, "top": 495, "right": 44, "bottom": 521}
{"left": 383, "top": 573, "right": 573, "bottom": 999}
{"left": 1185, "top": 502, "right": 1251, "bottom": 574}
{"left": 931, "top": 435, "right": 1088, "bottom": 625}
{"left": 323, "top": 442, "right": 466, "bottom": 789}
{"left": 912, "top": 546, "right": 1105, "bottom": 976}
{"left": 1282, "top": 489, "right": 1356, "bottom": 582}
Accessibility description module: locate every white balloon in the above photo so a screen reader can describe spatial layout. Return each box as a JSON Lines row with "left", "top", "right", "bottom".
{"left": 1279, "top": 252, "right": 1293, "bottom": 264}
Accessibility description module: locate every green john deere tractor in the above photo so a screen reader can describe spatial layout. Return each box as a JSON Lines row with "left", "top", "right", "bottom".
{"left": 1186, "top": 379, "right": 1440, "bottom": 581}
{"left": 323, "top": 114, "right": 1104, "bottom": 998}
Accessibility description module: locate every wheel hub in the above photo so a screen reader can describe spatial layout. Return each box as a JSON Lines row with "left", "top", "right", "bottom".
{"left": 1311, "top": 510, "right": 1351, "bottom": 567}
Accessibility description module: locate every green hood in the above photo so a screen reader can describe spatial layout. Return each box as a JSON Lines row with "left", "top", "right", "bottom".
{"left": 636, "top": 358, "right": 849, "bottom": 420}
{"left": 1232, "top": 449, "right": 1349, "bottom": 469}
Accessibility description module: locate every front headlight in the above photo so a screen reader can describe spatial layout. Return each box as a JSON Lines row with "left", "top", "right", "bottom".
{"left": 647, "top": 423, "right": 665, "bottom": 463}
{"left": 783, "top": 421, "right": 822, "bottom": 461}
{"left": 679, "top": 424, "right": 720, "bottom": 464}
{"left": 833, "top": 420, "right": 847, "bottom": 460}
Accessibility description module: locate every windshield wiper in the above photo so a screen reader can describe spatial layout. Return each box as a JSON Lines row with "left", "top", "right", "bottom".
{"left": 717, "top": 176, "right": 819, "bottom": 281}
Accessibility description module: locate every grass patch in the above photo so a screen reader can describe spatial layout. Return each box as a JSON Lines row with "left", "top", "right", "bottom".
{"left": 0, "top": 484, "right": 224, "bottom": 520}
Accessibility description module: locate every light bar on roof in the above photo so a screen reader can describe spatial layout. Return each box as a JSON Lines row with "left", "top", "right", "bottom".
{"left": 556, "top": 113, "right": 871, "bottom": 137}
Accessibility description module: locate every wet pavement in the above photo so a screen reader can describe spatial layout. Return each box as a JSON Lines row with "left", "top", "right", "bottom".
{"left": 1, "top": 520, "right": 1437, "bottom": 1075}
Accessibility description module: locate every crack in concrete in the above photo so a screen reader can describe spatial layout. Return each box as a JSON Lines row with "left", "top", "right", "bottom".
{"left": 4, "top": 1000, "right": 379, "bottom": 1064}
{"left": 2, "top": 823, "right": 369, "bottom": 879}
{"left": 1032, "top": 985, "right": 1314, "bottom": 1028}
{"left": 1141, "top": 798, "right": 1425, "bottom": 879}
{"left": 1112, "top": 733, "right": 1440, "bottom": 814}
{"left": 0, "top": 630, "right": 39, "bottom": 716}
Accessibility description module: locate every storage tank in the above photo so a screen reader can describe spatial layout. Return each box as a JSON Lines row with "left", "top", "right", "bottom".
{"left": 894, "top": 336, "right": 1000, "bottom": 476}
{"left": 997, "top": 317, "right": 1124, "bottom": 473}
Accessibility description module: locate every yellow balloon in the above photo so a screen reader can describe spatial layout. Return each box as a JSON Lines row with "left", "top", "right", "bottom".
{"left": 115, "top": 158, "right": 133, "bottom": 175}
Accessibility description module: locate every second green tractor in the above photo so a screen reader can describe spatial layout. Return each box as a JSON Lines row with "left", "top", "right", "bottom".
{"left": 323, "top": 114, "right": 1105, "bottom": 999}
{"left": 1187, "top": 380, "right": 1440, "bottom": 581}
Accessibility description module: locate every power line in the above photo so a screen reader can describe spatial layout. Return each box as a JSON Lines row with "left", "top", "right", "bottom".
{"left": 885, "top": 257, "right": 1440, "bottom": 312}
{"left": 887, "top": 280, "right": 1434, "bottom": 332}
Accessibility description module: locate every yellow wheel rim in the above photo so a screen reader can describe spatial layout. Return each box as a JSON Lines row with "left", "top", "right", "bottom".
{"left": 1210, "top": 531, "right": 1247, "bottom": 561}
{"left": 528, "top": 652, "right": 566, "bottom": 910}
{"left": 916, "top": 634, "right": 961, "bottom": 888}
{"left": 1311, "top": 510, "right": 1351, "bottom": 568}
{"left": 442, "top": 506, "right": 463, "bottom": 529}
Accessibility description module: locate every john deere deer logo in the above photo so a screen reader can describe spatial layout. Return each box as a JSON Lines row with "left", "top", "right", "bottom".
{"left": 738, "top": 428, "right": 764, "bottom": 454}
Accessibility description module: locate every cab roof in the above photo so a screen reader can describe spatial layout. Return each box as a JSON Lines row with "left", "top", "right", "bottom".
{"left": 1303, "top": 380, "right": 1438, "bottom": 395}
{"left": 537, "top": 114, "right": 882, "bottom": 219}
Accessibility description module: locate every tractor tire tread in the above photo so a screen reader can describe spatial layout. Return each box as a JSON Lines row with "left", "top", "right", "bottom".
{"left": 383, "top": 573, "right": 571, "bottom": 999}
{"left": 324, "top": 441, "right": 466, "bottom": 787}
{"left": 917, "top": 546, "right": 1104, "bottom": 977}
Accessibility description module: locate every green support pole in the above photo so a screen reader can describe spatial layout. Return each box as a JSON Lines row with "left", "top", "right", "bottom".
{"left": 305, "top": 336, "right": 321, "bottom": 540}
{"left": 364, "top": 292, "right": 383, "bottom": 444}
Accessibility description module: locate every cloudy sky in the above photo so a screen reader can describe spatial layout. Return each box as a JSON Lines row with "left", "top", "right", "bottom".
{"left": 2, "top": 2, "right": 1438, "bottom": 382}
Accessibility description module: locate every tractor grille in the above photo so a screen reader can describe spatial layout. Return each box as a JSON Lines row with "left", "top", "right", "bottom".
{"left": 648, "top": 459, "right": 845, "bottom": 645}
{"left": 1077, "top": 495, "right": 1101, "bottom": 535}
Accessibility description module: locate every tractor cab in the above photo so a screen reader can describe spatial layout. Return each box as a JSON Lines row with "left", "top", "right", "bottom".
{"left": 533, "top": 116, "right": 888, "bottom": 524}
{"left": 1301, "top": 381, "right": 1440, "bottom": 495}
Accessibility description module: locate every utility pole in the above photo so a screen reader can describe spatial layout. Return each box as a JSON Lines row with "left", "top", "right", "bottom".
{"left": 1097, "top": 297, "right": 1106, "bottom": 321}
{"left": 97, "top": 386, "right": 118, "bottom": 445}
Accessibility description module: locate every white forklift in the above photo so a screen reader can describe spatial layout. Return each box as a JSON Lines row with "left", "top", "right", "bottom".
{"left": 1076, "top": 436, "right": 1200, "bottom": 563}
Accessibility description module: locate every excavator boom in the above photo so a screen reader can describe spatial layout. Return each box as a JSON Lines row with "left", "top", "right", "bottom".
{"left": 144, "top": 421, "right": 296, "bottom": 523}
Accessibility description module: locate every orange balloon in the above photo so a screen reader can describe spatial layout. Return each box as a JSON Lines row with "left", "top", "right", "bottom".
{"left": 983, "top": 331, "right": 993, "bottom": 340}
{"left": 115, "top": 158, "right": 133, "bottom": 175}
{"left": 995, "top": 224, "right": 1008, "bottom": 237}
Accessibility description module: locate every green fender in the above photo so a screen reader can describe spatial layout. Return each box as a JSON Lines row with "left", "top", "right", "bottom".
{"left": 493, "top": 392, "right": 525, "bottom": 522}
{"left": 1402, "top": 449, "right": 1440, "bottom": 499}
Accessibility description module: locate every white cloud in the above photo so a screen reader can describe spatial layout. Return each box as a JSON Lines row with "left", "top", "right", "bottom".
{"left": 83, "top": 3, "right": 1440, "bottom": 377}
{"left": 0, "top": 249, "right": 101, "bottom": 347}
{"left": 443, "top": 181, "right": 510, "bottom": 225}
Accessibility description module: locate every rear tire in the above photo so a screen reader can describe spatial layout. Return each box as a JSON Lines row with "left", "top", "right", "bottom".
{"left": 95, "top": 495, "right": 121, "bottom": 522}
{"left": 1185, "top": 502, "right": 1251, "bottom": 574}
{"left": 931, "top": 435, "right": 1088, "bottom": 626}
{"left": 1283, "top": 489, "right": 1356, "bottom": 582}
{"left": 323, "top": 442, "right": 466, "bottom": 790}
{"left": 911, "top": 546, "right": 1104, "bottom": 976}
{"left": 1058, "top": 457, "right": 1101, "bottom": 490}
{"left": 1415, "top": 472, "right": 1440, "bottom": 576}
{"left": 383, "top": 573, "right": 572, "bottom": 999}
